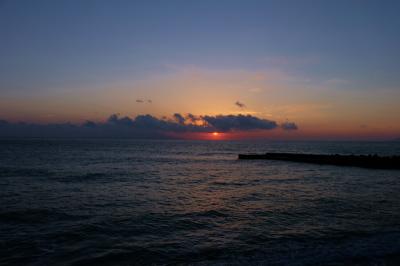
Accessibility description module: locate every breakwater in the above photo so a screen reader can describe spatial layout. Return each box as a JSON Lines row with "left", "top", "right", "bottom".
{"left": 238, "top": 152, "right": 400, "bottom": 169}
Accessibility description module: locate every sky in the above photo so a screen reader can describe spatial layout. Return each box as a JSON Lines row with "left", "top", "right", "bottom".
{"left": 0, "top": 0, "right": 399, "bottom": 140}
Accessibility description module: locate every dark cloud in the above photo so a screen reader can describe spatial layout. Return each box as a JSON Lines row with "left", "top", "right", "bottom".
{"left": 173, "top": 113, "right": 185, "bottom": 124}
{"left": 235, "top": 101, "right": 246, "bottom": 108}
{"left": 0, "top": 114, "right": 297, "bottom": 138}
{"left": 186, "top": 113, "right": 200, "bottom": 123}
{"left": 281, "top": 121, "right": 298, "bottom": 130}
{"left": 107, "top": 114, "right": 134, "bottom": 126}
{"left": 203, "top": 114, "right": 277, "bottom": 132}
{"left": 134, "top": 114, "right": 170, "bottom": 130}
{"left": 83, "top": 120, "right": 97, "bottom": 128}
{"left": 136, "top": 99, "right": 152, "bottom": 103}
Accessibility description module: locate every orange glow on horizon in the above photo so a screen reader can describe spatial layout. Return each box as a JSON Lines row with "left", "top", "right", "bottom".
{"left": 167, "top": 131, "right": 232, "bottom": 140}
{"left": 162, "top": 127, "right": 400, "bottom": 141}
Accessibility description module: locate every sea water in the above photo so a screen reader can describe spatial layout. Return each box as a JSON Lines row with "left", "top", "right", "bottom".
{"left": 1, "top": 139, "right": 400, "bottom": 265}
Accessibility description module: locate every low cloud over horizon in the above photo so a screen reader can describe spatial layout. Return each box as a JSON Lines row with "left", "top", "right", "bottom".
{"left": 0, "top": 113, "right": 297, "bottom": 138}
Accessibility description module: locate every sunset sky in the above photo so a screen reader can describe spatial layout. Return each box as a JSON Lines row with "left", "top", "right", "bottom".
{"left": 1, "top": 0, "right": 399, "bottom": 140}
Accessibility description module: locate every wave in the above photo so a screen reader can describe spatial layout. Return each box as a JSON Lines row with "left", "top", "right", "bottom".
{"left": 0, "top": 167, "right": 53, "bottom": 178}
{"left": 0, "top": 208, "right": 88, "bottom": 224}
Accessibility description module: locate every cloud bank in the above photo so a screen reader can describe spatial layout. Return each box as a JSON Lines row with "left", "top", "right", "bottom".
{"left": 0, "top": 114, "right": 297, "bottom": 138}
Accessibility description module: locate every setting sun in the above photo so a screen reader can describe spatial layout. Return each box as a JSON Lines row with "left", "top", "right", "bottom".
{"left": 212, "top": 132, "right": 219, "bottom": 136}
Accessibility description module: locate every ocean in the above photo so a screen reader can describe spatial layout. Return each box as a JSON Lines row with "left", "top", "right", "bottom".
{"left": 1, "top": 139, "right": 400, "bottom": 265}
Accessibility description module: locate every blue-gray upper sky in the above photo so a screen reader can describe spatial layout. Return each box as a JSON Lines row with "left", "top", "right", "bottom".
{"left": 2, "top": 0, "right": 400, "bottom": 88}
{"left": 0, "top": 0, "right": 399, "bottom": 139}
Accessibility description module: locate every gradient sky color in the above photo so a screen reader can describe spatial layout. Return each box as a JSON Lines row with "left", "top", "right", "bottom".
{"left": 1, "top": 0, "right": 399, "bottom": 139}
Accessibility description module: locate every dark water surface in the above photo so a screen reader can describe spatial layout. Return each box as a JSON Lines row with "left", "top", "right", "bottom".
{"left": 1, "top": 139, "right": 400, "bottom": 265}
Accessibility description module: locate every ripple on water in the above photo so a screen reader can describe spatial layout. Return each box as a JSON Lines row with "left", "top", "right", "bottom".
{"left": 1, "top": 139, "right": 400, "bottom": 265}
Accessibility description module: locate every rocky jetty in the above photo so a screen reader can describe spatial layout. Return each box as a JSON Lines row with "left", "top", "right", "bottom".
{"left": 238, "top": 152, "right": 400, "bottom": 169}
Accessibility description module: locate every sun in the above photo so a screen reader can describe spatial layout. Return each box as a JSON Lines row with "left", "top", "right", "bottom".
{"left": 208, "top": 131, "right": 225, "bottom": 140}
